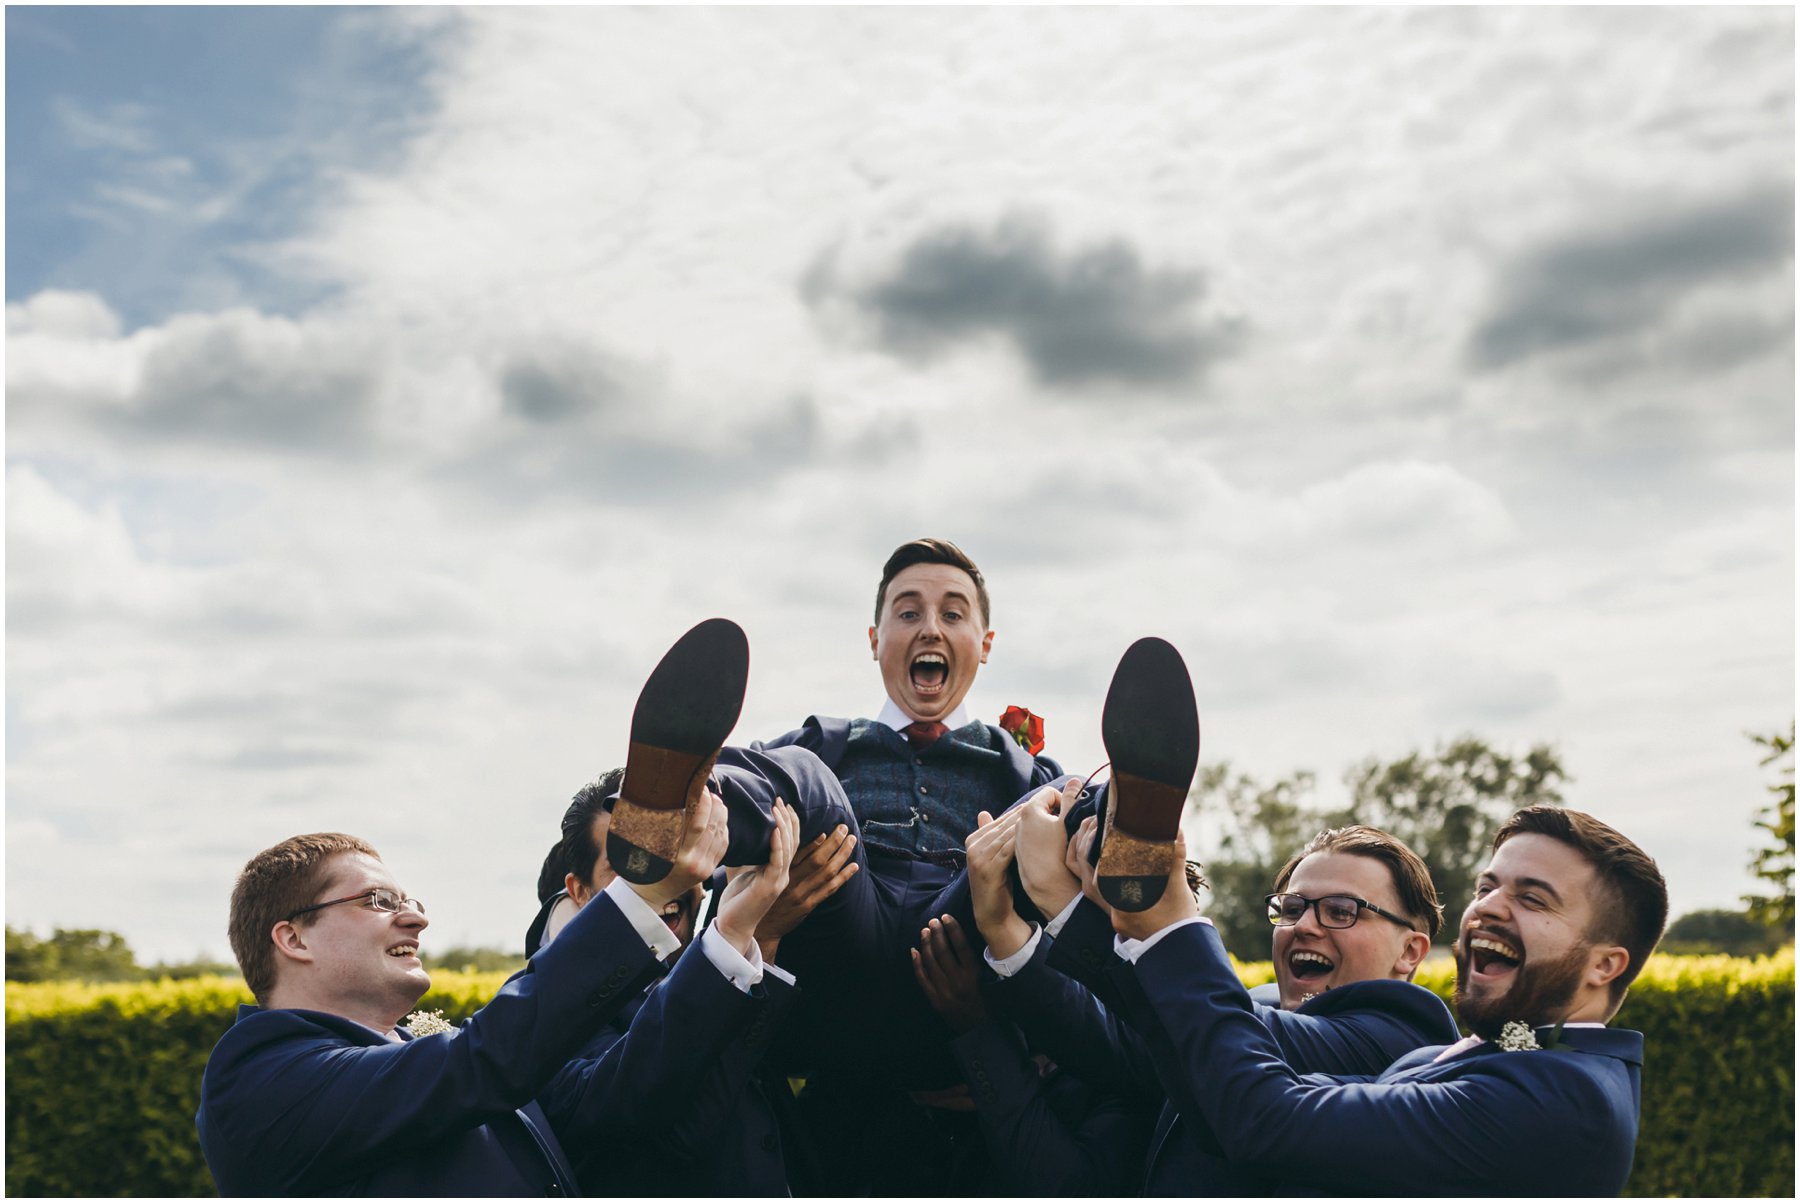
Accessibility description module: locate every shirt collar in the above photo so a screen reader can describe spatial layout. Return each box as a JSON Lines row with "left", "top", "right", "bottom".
{"left": 876, "top": 697, "right": 972, "bottom": 733}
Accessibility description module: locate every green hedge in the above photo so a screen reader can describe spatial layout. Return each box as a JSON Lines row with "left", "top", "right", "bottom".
{"left": 6, "top": 953, "right": 1793, "bottom": 1196}
{"left": 4, "top": 972, "right": 510, "bottom": 1197}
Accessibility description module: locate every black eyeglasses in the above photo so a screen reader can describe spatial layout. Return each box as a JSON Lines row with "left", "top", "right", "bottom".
{"left": 285, "top": 888, "right": 426, "bottom": 922}
{"left": 1265, "top": 892, "right": 1417, "bottom": 932}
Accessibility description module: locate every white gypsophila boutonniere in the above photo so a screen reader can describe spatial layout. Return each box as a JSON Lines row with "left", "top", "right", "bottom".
{"left": 1496, "top": 1021, "right": 1540, "bottom": 1051}
{"left": 405, "top": 1009, "right": 455, "bottom": 1037}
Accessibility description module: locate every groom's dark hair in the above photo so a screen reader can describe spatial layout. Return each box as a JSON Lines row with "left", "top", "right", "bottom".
{"left": 875, "top": 538, "right": 990, "bottom": 626}
{"left": 230, "top": 832, "right": 379, "bottom": 1003}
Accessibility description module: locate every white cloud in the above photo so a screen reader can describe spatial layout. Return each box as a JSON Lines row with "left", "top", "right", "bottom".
{"left": 5, "top": 7, "right": 1792, "bottom": 957}
{"left": 6, "top": 288, "right": 123, "bottom": 338}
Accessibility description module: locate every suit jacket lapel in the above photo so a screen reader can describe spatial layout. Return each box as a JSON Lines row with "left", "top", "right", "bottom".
{"left": 514, "top": 1100, "right": 579, "bottom": 1195}
{"left": 993, "top": 722, "right": 1036, "bottom": 795}
{"left": 1144, "top": 1101, "right": 1180, "bottom": 1193}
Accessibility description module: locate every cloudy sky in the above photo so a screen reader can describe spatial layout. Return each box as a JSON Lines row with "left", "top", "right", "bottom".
{"left": 7, "top": 7, "right": 1792, "bottom": 961}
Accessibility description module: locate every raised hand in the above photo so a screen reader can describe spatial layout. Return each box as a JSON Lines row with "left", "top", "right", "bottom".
{"left": 1016, "top": 779, "right": 1084, "bottom": 919}
{"left": 627, "top": 785, "right": 728, "bottom": 910}
{"left": 714, "top": 799, "right": 799, "bottom": 957}
{"left": 910, "top": 915, "right": 990, "bottom": 1034}
{"left": 1066, "top": 815, "right": 1108, "bottom": 912}
{"left": 753, "top": 821, "right": 861, "bottom": 960}
{"left": 965, "top": 808, "right": 1033, "bottom": 960}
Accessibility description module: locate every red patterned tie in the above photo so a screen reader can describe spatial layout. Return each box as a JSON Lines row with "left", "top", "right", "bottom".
{"left": 903, "top": 720, "right": 950, "bottom": 748}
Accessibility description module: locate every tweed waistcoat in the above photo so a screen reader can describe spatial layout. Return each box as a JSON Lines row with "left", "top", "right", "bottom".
{"left": 837, "top": 717, "right": 1015, "bottom": 859}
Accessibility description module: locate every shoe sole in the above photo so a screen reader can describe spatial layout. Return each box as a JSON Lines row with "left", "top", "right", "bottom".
{"left": 607, "top": 618, "right": 749, "bottom": 885}
{"left": 1096, "top": 637, "right": 1200, "bottom": 912}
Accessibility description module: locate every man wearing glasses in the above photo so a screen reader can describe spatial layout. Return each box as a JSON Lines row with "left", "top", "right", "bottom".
{"left": 196, "top": 622, "right": 749, "bottom": 1196}
{"left": 1091, "top": 651, "right": 1665, "bottom": 1195}
{"left": 988, "top": 812, "right": 1459, "bottom": 1194}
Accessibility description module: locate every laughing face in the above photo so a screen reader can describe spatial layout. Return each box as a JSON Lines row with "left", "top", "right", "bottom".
{"left": 1453, "top": 832, "right": 1616, "bottom": 1040}
{"left": 293, "top": 851, "right": 432, "bottom": 1024}
{"left": 1272, "top": 851, "right": 1429, "bottom": 1010}
{"left": 869, "top": 563, "right": 993, "bottom": 724}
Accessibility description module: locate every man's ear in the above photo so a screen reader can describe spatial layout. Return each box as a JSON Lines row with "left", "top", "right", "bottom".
{"left": 565, "top": 872, "right": 594, "bottom": 908}
{"left": 1393, "top": 930, "right": 1431, "bottom": 980}
{"left": 979, "top": 629, "right": 993, "bottom": 664}
{"left": 1587, "top": 943, "right": 1630, "bottom": 992}
{"left": 868, "top": 626, "right": 879, "bottom": 660}
{"left": 271, "top": 920, "right": 315, "bottom": 968}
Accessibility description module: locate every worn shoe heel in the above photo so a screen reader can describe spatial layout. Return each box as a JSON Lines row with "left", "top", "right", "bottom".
{"left": 1095, "top": 637, "right": 1200, "bottom": 912}
{"left": 607, "top": 618, "right": 749, "bottom": 884}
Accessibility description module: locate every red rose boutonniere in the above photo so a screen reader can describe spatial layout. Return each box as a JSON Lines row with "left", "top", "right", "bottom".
{"left": 999, "top": 706, "right": 1046, "bottom": 756}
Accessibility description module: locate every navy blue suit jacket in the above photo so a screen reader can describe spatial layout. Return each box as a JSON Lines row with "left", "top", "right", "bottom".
{"left": 539, "top": 940, "right": 800, "bottom": 1197}
{"left": 1129, "top": 921, "right": 1646, "bottom": 1196}
{"left": 195, "top": 891, "right": 660, "bottom": 1196}
{"left": 992, "top": 918, "right": 1458, "bottom": 1195}
{"left": 951, "top": 1017, "right": 1154, "bottom": 1195}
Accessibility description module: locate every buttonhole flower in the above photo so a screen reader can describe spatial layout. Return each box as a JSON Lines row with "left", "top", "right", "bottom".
{"left": 999, "top": 706, "right": 1046, "bottom": 756}
{"left": 406, "top": 1009, "right": 455, "bottom": 1037}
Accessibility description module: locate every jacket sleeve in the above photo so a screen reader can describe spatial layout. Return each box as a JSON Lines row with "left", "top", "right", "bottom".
{"left": 537, "top": 939, "right": 761, "bottom": 1148}
{"left": 200, "top": 890, "right": 661, "bottom": 1194}
{"left": 985, "top": 933, "right": 1163, "bottom": 1103}
{"left": 640, "top": 970, "right": 800, "bottom": 1164}
{"left": 1043, "top": 897, "right": 1129, "bottom": 1011}
{"left": 1124, "top": 921, "right": 1625, "bottom": 1196}
{"left": 952, "top": 1020, "right": 1149, "bottom": 1196}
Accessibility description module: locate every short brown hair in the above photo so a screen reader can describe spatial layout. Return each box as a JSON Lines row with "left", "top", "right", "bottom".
{"left": 1273, "top": 825, "right": 1445, "bottom": 939}
{"left": 229, "top": 832, "right": 378, "bottom": 1004}
{"left": 874, "top": 538, "right": 990, "bottom": 627}
{"left": 1492, "top": 806, "right": 1667, "bottom": 1008}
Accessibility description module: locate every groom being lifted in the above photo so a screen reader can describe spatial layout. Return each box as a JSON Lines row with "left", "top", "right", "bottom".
{"left": 602, "top": 538, "right": 1067, "bottom": 1193}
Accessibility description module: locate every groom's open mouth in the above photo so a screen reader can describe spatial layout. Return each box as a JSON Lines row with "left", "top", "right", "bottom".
{"left": 660, "top": 897, "right": 692, "bottom": 935}
{"left": 909, "top": 652, "right": 949, "bottom": 695}
{"left": 386, "top": 942, "right": 420, "bottom": 961}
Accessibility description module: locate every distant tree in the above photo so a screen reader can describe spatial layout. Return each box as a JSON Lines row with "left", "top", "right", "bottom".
{"left": 142, "top": 955, "right": 241, "bottom": 980}
{"left": 1187, "top": 763, "right": 1352, "bottom": 960}
{"left": 1344, "top": 737, "right": 1568, "bottom": 933}
{"left": 420, "top": 946, "right": 528, "bottom": 974}
{"left": 5, "top": 926, "right": 142, "bottom": 982}
{"left": 1662, "top": 909, "right": 1784, "bottom": 957}
{"left": 6, "top": 926, "right": 54, "bottom": 981}
{"left": 1743, "top": 722, "right": 1795, "bottom": 933}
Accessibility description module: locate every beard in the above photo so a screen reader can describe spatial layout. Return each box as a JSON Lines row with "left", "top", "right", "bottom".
{"left": 1453, "top": 937, "right": 1590, "bottom": 1042}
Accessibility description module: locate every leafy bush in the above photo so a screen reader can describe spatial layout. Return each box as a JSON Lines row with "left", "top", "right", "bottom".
{"left": 5, "top": 972, "right": 511, "bottom": 1196}
{"left": 6, "top": 957, "right": 1792, "bottom": 1196}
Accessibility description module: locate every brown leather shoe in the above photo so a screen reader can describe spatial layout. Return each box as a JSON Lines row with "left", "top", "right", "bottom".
{"left": 606, "top": 618, "right": 749, "bottom": 884}
{"left": 1095, "top": 637, "right": 1200, "bottom": 911}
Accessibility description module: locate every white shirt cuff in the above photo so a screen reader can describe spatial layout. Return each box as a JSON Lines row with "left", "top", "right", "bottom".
{"left": 1114, "top": 916, "right": 1208, "bottom": 963}
{"left": 763, "top": 961, "right": 797, "bottom": 987}
{"left": 603, "top": 876, "right": 683, "bottom": 963}
{"left": 983, "top": 923, "right": 1043, "bottom": 978}
{"left": 1045, "top": 894, "right": 1083, "bottom": 938}
{"left": 700, "top": 922, "right": 764, "bottom": 993}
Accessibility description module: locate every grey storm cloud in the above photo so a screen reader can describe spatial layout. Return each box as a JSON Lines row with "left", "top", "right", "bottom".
{"left": 499, "top": 344, "right": 616, "bottom": 424}
{"left": 814, "top": 215, "right": 1247, "bottom": 392}
{"left": 119, "top": 315, "right": 377, "bottom": 452}
{"left": 1467, "top": 184, "right": 1795, "bottom": 372}
{"left": 436, "top": 394, "right": 823, "bottom": 506}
